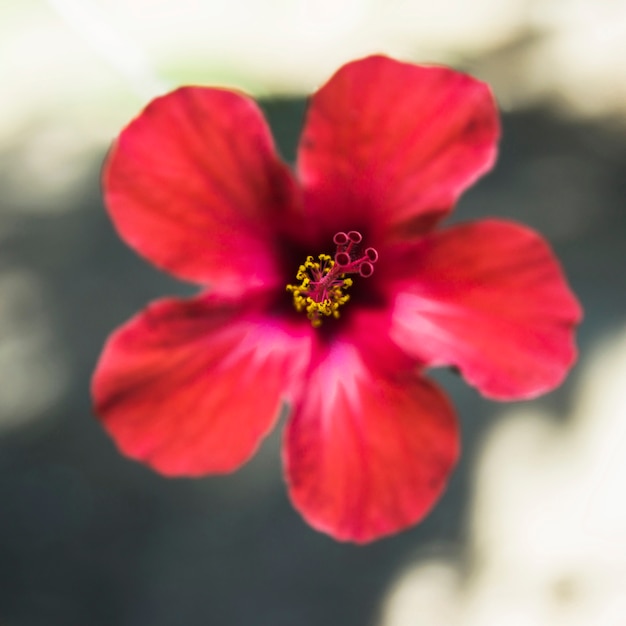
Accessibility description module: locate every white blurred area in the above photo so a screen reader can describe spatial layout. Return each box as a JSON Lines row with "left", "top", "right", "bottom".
{"left": 380, "top": 327, "right": 626, "bottom": 626}
{"left": 2, "top": 0, "right": 626, "bottom": 148}
{"left": 0, "top": 270, "right": 69, "bottom": 431}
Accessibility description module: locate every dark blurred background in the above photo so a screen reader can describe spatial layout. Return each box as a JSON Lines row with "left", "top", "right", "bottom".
{"left": 1, "top": 1, "right": 626, "bottom": 625}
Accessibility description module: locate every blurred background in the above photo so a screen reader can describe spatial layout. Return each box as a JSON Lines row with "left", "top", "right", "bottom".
{"left": 1, "top": 0, "right": 625, "bottom": 624}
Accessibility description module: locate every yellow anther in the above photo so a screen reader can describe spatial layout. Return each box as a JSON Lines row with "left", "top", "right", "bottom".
{"left": 286, "top": 254, "right": 352, "bottom": 327}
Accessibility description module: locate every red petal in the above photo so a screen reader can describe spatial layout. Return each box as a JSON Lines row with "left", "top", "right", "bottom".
{"left": 285, "top": 343, "right": 459, "bottom": 543}
{"left": 104, "top": 87, "right": 298, "bottom": 293}
{"left": 297, "top": 55, "right": 499, "bottom": 241}
{"left": 92, "top": 295, "right": 312, "bottom": 476}
{"left": 390, "top": 220, "right": 582, "bottom": 399}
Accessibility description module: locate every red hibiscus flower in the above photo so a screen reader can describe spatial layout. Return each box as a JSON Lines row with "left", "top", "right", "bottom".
{"left": 92, "top": 55, "right": 581, "bottom": 543}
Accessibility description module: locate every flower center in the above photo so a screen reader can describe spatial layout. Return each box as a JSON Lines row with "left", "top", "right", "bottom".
{"left": 286, "top": 230, "right": 378, "bottom": 327}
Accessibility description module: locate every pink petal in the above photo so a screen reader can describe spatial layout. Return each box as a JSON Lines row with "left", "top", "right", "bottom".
{"left": 297, "top": 55, "right": 499, "bottom": 241}
{"left": 285, "top": 342, "right": 459, "bottom": 543}
{"left": 92, "top": 294, "right": 312, "bottom": 476}
{"left": 104, "top": 87, "right": 298, "bottom": 293}
{"left": 390, "top": 220, "right": 582, "bottom": 400}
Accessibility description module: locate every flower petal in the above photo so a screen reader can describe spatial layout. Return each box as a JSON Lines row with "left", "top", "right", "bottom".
{"left": 284, "top": 342, "right": 459, "bottom": 543}
{"left": 92, "top": 295, "right": 312, "bottom": 476}
{"left": 390, "top": 220, "right": 582, "bottom": 400}
{"left": 297, "top": 55, "right": 499, "bottom": 241}
{"left": 104, "top": 87, "right": 298, "bottom": 293}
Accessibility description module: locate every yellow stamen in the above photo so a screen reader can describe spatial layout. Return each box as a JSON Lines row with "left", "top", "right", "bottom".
{"left": 286, "top": 254, "right": 353, "bottom": 327}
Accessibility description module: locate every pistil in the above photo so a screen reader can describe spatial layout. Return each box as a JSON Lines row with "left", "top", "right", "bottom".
{"left": 286, "top": 231, "right": 378, "bottom": 327}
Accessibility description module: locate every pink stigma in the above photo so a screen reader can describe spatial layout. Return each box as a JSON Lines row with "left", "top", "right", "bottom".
{"left": 332, "top": 231, "right": 378, "bottom": 278}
